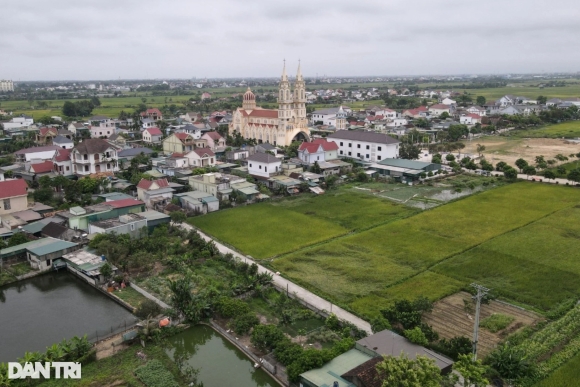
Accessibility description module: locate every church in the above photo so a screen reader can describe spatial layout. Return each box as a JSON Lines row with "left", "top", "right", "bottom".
{"left": 229, "top": 62, "right": 311, "bottom": 147}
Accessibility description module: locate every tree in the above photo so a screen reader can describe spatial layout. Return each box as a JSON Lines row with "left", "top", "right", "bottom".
{"left": 90, "top": 96, "right": 101, "bottom": 107}
{"left": 370, "top": 316, "right": 392, "bottom": 333}
{"left": 100, "top": 262, "right": 113, "bottom": 281}
{"left": 439, "top": 112, "right": 450, "bottom": 119}
{"left": 414, "top": 118, "right": 429, "bottom": 128}
{"left": 504, "top": 167, "right": 518, "bottom": 180}
{"left": 544, "top": 169, "right": 556, "bottom": 181}
{"left": 476, "top": 144, "right": 486, "bottom": 158}
{"left": 381, "top": 297, "right": 433, "bottom": 330}
{"left": 431, "top": 154, "right": 442, "bottom": 164}
{"left": 515, "top": 158, "right": 528, "bottom": 172}
{"left": 170, "top": 211, "right": 187, "bottom": 224}
{"left": 446, "top": 154, "right": 455, "bottom": 162}
{"left": 7, "top": 233, "right": 29, "bottom": 247}
{"left": 399, "top": 143, "right": 421, "bottom": 160}
{"left": 251, "top": 324, "right": 286, "bottom": 352}
{"left": 375, "top": 354, "right": 442, "bottom": 387}
{"left": 476, "top": 96, "right": 486, "bottom": 106}
{"left": 453, "top": 354, "right": 488, "bottom": 387}
{"left": 485, "top": 343, "right": 532, "bottom": 382}
{"left": 310, "top": 161, "right": 322, "bottom": 174}
{"left": 495, "top": 161, "right": 508, "bottom": 171}
{"left": 567, "top": 168, "right": 580, "bottom": 183}
{"left": 537, "top": 95, "right": 547, "bottom": 105}
{"left": 404, "top": 326, "right": 429, "bottom": 346}
{"left": 447, "top": 125, "right": 469, "bottom": 142}
{"left": 522, "top": 165, "right": 536, "bottom": 179}
{"left": 325, "top": 174, "right": 338, "bottom": 190}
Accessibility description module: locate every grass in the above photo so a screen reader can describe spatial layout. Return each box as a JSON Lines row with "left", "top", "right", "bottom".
{"left": 7, "top": 262, "right": 34, "bottom": 276}
{"left": 534, "top": 351, "right": 580, "bottom": 387}
{"left": 272, "top": 183, "right": 580, "bottom": 317}
{"left": 507, "top": 121, "right": 580, "bottom": 139}
{"left": 114, "top": 286, "right": 150, "bottom": 309}
{"left": 480, "top": 314, "right": 515, "bottom": 333}
{"left": 17, "top": 344, "right": 187, "bottom": 387}
{"left": 280, "top": 318, "right": 325, "bottom": 337}
{"left": 189, "top": 190, "right": 412, "bottom": 258}
{"left": 432, "top": 205, "right": 580, "bottom": 311}
{"left": 0, "top": 270, "right": 16, "bottom": 286}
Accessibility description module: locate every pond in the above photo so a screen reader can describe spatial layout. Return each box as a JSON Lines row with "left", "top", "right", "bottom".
{"left": 164, "top": 325, "right": 279, "bottom": 387}
{"left": 0, "top": 271, "right": 136, "bottom": 362}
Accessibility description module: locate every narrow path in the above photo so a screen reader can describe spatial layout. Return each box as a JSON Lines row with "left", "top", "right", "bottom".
{"left": 175, "top": 222, "right": 372, "bottom": 334}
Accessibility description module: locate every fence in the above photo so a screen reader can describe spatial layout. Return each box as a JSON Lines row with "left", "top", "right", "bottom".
{"left": 130, "top": 282, "right": 171, "bottom": 309}
{"left": 208, "top": 320, "right": 286, "bottom": 386}
{"left": 86, "top": 316, "right": 140, "bottom": 344}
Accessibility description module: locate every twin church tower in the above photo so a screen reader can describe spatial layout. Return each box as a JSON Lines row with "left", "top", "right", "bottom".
{"left": 230, "top": 61, "right": 310, "bottom": 147}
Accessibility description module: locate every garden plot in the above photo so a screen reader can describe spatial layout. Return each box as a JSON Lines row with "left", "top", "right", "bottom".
{"left": 423, "top": 291, "right": 543, "bottom": 358}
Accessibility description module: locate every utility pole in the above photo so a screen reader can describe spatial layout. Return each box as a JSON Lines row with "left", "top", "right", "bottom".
{"left": 471, "top": 283, "right": 489, "bottom": 361}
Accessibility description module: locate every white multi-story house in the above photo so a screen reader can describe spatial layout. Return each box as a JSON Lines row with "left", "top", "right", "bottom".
{"left": 247, "top": 153, "right": 282, "bottom": 178}
{"left": 466, "top": 106, "right": 487, "bottom": 117}
{"left": 428, "top": 104, "right": 451, "bottom": 117}
{"left": 89, "top": 116, "right": 115, "bottom": 138}
{"left": 2, "top": 115, "right": 34, "bottom": 129}
{"left": 0, "top": 80, "right": 14, "bottom": 92}
{"left": 309, "top": 106, "right": 351, "bottom": 126}
{"left": 142, "top": 127, "right": 163, "bottom": 144}
{"left": 327, "top": 130, "right": 399, "bottom": 162}
{"left": 71, "top": 138, "right": 119, "bottom": 175}
{"left": 15, "top": 145, "right": 61, "bottom": 162}
{"left": 374, "top": 108, "right": 397, "bottom": 119}
{"left": 459, "top": 114, "right": 482, "bottom": 125}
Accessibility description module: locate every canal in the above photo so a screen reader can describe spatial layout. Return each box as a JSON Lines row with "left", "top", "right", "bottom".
{"left": 165, "top": 325, "right": 279, "bottom": 387}
{"left": 0, "top": 271, "right": 136, "bottom": 362}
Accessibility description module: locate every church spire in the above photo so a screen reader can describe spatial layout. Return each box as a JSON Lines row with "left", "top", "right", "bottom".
{"left": 296, "top": 60, "right": 303, "bottom": 81}
{"left": 281, "top": 59, "right": 288, "bottom": 82}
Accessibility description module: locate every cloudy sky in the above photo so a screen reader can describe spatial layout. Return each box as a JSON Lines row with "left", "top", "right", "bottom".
{"left": 2, "top": 0, "right": 579, "bottom": 80}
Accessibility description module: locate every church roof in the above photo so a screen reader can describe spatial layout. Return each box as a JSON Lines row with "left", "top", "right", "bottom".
{"left": 242, "top": 109, "right": 279, "bottom": 118}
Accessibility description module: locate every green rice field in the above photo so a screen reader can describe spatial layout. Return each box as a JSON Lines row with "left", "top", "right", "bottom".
{"left": 508, "top": 121, "right": 580, "bottom": 139}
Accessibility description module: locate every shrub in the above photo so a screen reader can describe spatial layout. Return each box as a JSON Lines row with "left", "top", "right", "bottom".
{"left": 325, "top": 313, "right": 341, "bottom": 331}
{"left": 215, "top": 297, "right": 250, "bottom": 318}
{"left": 136, "top": 299, "right": 163, "bottom": 319}
{"left": 251, "top": 324, "right": 286, "bottom": 352}
{"left": 230, "top": 312, "right": 260, "bottom": 335}
{"left": 134, "top": 360, "right": 180, "bottom": 387}
{"left": 404, "top": 326, "right": 429, "bottom": 346}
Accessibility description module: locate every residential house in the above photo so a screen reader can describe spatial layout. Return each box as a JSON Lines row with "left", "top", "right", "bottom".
{"left": 459, "top": 113, "right": 482, "bottom": 125}
{"left": 0, "top": 179, "right": 28, "bottom": 215}
{"left": 89, "top": 115, "right": 116, "bottom": 138}
{"left": 255, "top": 143, "right": 278, "bottom": 155}
{"left": 385, "top": 118, "right": 408, "bottom": 127}
{"left": 466, "top": 106, "right": 487, "bottom": 116}
{"left": 441, "top": 97, "right": 456, "bottom": 106}
{"left": 327, "top": 130, "right": 399, "bottom": 162}
{"left": 118, "top": 147, "right": 154, "bottom": 163}
{"left": 163, "top": 132, "right": 195, "bottom": 154}
{"left": 298, "top": 139, "right": 338, "bottom": 164}
{"left": 247, "top": 153, "right": 282, "bottom": 178}
{"left": 68, "top": 122, "right": 89, "bottom": 137}
{"left": 55, "top": 199, "right": 145, "bottom": 231}
{"left": 141, "top": 118, "right": 156, "bottom": 130}
{"left": 165, "top": 153, "right": 189, "bottom": 169}
{"left": 185, "top": 147, "right": 216, "bottom": 167}
{"left": 201, "top": 92, "right": 211, "bottom": 100}
{"left": 402, "top": 106, "right": 428, "bottom": 119}
{"left": 183, "top": 112, "right": 202, "bottom": 123}
{"left": 140, "top": 108, "right": 162, "bottom": 121}
{"left": 41, "top": 222, "right": 83, "bottom": 242}
{"left": 88, "top": 213, "right": 148, "bottom": 239}
{"left": 174, "top": 191, "right": 219, "bottom": 214}
{"left": 189, "top": 173, "right": 246, "bottom": 200}
{"left": 15, "top": 145, "right": 61, "bottom": 162}
{"left": 71, "top": 138, "right": 119, "bottom": 176}
{"left": 36, "top": 127, "right": 58, "bottom": 145}
{"left": 201, "top": 131, "right": 226, "bottom": 150}
{"left": 142, "top": 127, "right": 163, "bottom": 144}
{"left": 226, "top": 149, "right": 249, "bottom": 162}
{"left": 2, "top": 115, "right": 34, "bottom": 130}
{"left": 52, "top": 135, "right": 74, "bottom": 149}
{"left": 497, "top": 95, "right": 516, "bottom": 107}
{"left": 136, "top": 178, "right": 174, "bottom": 209}
{"left": 373, "top": 108, "right": 397, "bottom": 119}
{"left": 310, "top": 106, "right": 347, "bottom": 126}
{"left": 428, "top": 104, "right": 451, "bottom": 117}
{"left": 52, "top": 148, "right": 73, "bottom": 176}
{"left": 28, "top": 160, "right": 55, "bottom": 178}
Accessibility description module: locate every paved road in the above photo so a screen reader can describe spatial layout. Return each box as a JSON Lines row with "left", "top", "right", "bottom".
{"left": 175, "top": 222, "right": 372, "bottom": 334}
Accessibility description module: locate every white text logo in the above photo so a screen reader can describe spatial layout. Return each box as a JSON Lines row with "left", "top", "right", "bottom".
{"left": 8, "top": 362, "right": 81, "bottom": 379}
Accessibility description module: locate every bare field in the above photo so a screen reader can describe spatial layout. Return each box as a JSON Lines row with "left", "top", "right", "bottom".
{"left": 463, "top": 137, "right": 580, "bottom": 166}
{"left": 423, "top": 291, "right": 543, "bottom": 357}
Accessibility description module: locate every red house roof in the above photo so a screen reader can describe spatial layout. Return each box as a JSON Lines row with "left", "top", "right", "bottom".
{"left": 54, "top": 148, "right": 71, "bottom": 162}
{"left": 137, "top": 178, "right": 169, "bottom": 190}
{"left": 30, "top": 161, "right": 54, "bottom": 173}
{"left": 174, "top": 133, "right": 191, "bottom": 141}
{"left": 140, "top": 108, "right": 162, "bottom": 117}
{"left": 312, "top": 139, "right": 339, "bottom": 151}
{"left": 298, "top": 142, "right": 322, "bottom": 154}
{"left": 192, "top": 147, "right": 215, "bottom": 157}
{"left": 0, "top": 179, "right": 28, "bottom": 199}
{"left": 203, "top": 131, "right": 223, "bottom": 140}
{"left": 106, "top": 198, "right": 144, "bottom": 208}
{"left": 467, "top": 113, "right": 481, "bottom": 119}
{"left": 144, "top": 127, "right": 163, "bottom": 136}
{"left": 430, "top": 104, "right": 449, "bottom": 110}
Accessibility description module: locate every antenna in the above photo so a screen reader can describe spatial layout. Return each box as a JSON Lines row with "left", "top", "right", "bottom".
{"left": 471, "top": 283, "right": 490, "bottom": 361}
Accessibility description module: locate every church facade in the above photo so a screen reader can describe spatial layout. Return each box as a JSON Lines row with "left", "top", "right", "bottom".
{"left": 229, "top": 63, "right": 310, "bottom": 147}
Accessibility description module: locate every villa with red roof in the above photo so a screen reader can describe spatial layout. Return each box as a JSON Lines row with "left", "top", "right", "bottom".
{"left": 140, "top": 108, "right": 162, "bottom": 121}
{"left": 228, "top": 62, "right": 310, "bottom": 146}
{"left": 143, "top": 127, "right": 163, "bottom": 144}
{"left": 402, "top": 106, "right": 428, "bottom": 119}
{"left": 0, "top": 179, "right": 29, "bottom": 215}
{"left": 298, "top": 139, "right": 339, "bottom": 164}
{"left": 52, "top": 148, "right": 73, "bottom": 176}
{"left": 162, "top": 132, "right": 196, "bottom": 154}
{"left": 28, "top": 160, "right": 55, "bottom": 176}
{"left": 201, "top": 131, "right": 225, "bottom": 150}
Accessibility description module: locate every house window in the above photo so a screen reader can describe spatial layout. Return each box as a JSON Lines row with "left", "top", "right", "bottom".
{"left": 3, "top": 199, "right": 10, "bottom": 210}
{"left": 348, "top": 143, "right": 352, "bottom": 147}
{"left": 107, "top": 163, "right": 111, "bottom": 169}
{"left": 317, "top": 156, "right": 320, "bottom": 160}
{"left": 83, "top": 154, "right": 88, "bottom": 160}
{"left": 66, "top": 166, "right": 70, "bottom": 171}
{"left": 259, "top": 165, "right": 262, "bottom": 169}
{"left": 366, "top": 145, "right": 370, "bottom": 150}
{"left": 84, "top": 165, "right": 89, "bottom": 172}
{"left": 340, "top": 142, "right": 343, "bottom": 146}
{"left": 265, "top": 166, "right": 268, "bottom": 172}
{"left": 378, "top": 155, "right": 382, "bottom": 160}
{"left": 348, "top": 152, "right": 351, "bottom": 156}
{"left": 366, "top": 154, "right": 369, "bottom": 159}
{"left": 250, "top": 163, "right": 252, "bottom": 167}
{"left": 357, "top": 153, "right": 360, "bottom": 157}
{"left": 340, "top": 150, "right": 343, "bottom": 155}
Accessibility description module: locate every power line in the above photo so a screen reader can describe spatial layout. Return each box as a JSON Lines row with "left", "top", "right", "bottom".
{"left": 471, "top": 283, "right": 490, "bottom": 361}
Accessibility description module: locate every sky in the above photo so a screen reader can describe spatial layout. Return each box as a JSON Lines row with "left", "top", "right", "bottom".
{"left": 2, "top": 0, "right": 580, "bottom": 81}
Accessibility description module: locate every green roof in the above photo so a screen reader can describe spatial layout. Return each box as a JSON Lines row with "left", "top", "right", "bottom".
{"left": 237, "top": 187, "right": 259, "bottom": 195}
{"left": 300, "top": 349, "right": 372, "bottom": 387}
{"left": 139, "top": 210, "right": 171, "bottom": 221}
{"left": 28, "top": 239, "right": 77, "bottom": 257}
{"left": 377, "top": 158, "right": 437, "bottom": 170}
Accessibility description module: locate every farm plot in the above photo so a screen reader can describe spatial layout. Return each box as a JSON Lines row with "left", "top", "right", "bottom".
{"left": 509, "top": 121, "right": 580, "bottom": 139}
{"left": 273, "top": 183, "right": 580, "bottom": 317}
{"left": 432, "top": 205, "right": 580, "bottom": 311}
{"left": 423, "top": 291, "right": 543, "bottom": 358}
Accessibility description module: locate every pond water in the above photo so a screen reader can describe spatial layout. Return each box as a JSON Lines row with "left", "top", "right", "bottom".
{"left": 0, "top": 271, "right": 136, "bottom": 361}
{"left": 164, "top": 325, "right": 279, "bottom": 387}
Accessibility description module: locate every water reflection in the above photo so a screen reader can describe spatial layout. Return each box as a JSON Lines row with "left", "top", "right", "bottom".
{"left": 165, "top": 325, "right": 278, "bottom": 387}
